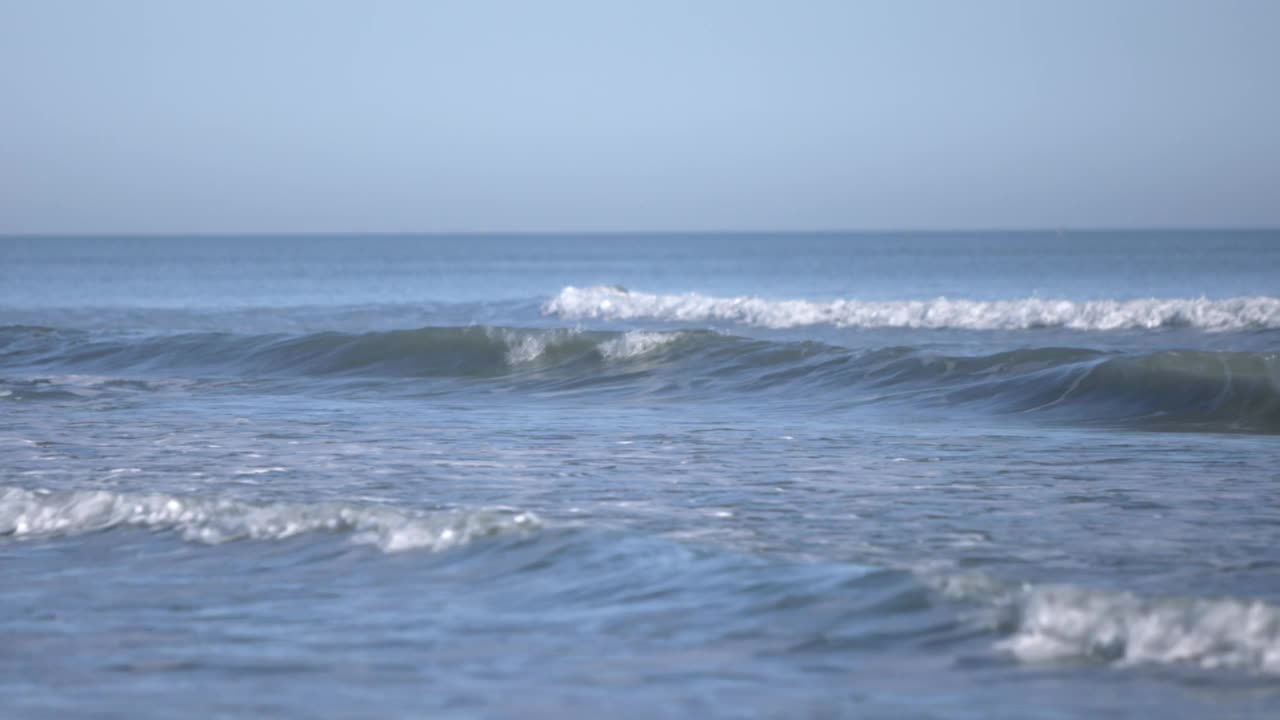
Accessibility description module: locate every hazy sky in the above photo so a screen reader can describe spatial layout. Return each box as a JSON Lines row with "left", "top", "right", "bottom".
{"left": 2, "top": 0, "right": 1277, "bottom": 233}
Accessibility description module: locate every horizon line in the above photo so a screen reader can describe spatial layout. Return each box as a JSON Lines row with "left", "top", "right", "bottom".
{"left": 2, "top": 226, "right": 1278, "bottom": 239}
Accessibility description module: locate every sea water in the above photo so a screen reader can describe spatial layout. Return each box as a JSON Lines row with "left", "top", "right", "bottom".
{"left": 1, "top": 231, "right": 1278, "bottom": 718}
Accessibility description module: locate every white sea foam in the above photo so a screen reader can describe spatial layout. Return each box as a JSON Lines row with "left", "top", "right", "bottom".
{"left": 489, "top": 326, "right": 681, "bottom": 364}
{"left": 1003, "top": 585, "right": 1280, "bottom": 674}
{"left": 492, "top": 329, "right": 554, "bottom": 365}
{"left": 489, "top": 327, "right": 566, "bottom": 365}
{"left": 0, "top": 486, "right": 539, "bottom": 553}
{"left": 597, "top": 331, "right": 682, "bottom": 360}
{"left": 933, "top": 573, "right": 1280, "bottom": 674}
{"left": 546, "top": 286, "right": 1280, "bottom": 331}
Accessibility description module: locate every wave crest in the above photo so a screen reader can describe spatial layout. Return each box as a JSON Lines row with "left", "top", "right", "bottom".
{"left": 1003, "top": 585, "right": 1280, "bottom": 674}
{"left": 545, "top": 286, "right": 1280, "bottom": 331}
{"left": 0, "top": 487, "right": 539, "bottom": 553}
{"left": 935, "top": 574, "right": 1280, "bottom": 675}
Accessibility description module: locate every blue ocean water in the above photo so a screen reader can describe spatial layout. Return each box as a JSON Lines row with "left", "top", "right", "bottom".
{"left": 1, "top": 231, "right": 1278, "bottom": 718}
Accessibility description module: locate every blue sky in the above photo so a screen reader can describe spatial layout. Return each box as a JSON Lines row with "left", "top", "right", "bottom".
{"left": 1, "top": 0, "right": 1277, "bottom": 233}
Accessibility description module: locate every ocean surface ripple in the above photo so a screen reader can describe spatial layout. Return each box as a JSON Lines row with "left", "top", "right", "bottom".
{"left": 3, "top": 234, "right": 1279, "bottom": 718}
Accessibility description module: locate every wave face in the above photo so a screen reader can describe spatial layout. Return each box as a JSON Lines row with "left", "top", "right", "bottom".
{"left": 546, "top": 286, "right": 1280, "bottom": 331}
{"left": 0, "top": 325, "right": 683, "bottom": 378}
{"left": 3, "top": 325, "right": 1277, "bottom": 433}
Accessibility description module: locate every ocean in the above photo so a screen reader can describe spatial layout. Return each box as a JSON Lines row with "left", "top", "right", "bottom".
{"left": 1, "top": 231, "right": 1278, "bottom": 718}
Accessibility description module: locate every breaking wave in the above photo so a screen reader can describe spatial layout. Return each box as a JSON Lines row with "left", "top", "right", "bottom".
{"left": 1004, "top": 586, "right": 1280, "bottom": 674}
{"left": 0, "top": 486, "right": 539, "bottom": 553}
{"left": 936, "top": 574, "right": 1280, "bottom": 675}
{"left": 546, "top": 286, "right": 1280, "bottom": 331}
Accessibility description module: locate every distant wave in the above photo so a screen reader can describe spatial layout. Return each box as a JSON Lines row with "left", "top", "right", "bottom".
{"left": 546, "top": 286, "right": 1280, "bottom": 331}
{"left": 0, "top": 486, "right": 538, "bottom": 553}
{"left": 3, "top": 325, "right": 1277, "bottom": 433}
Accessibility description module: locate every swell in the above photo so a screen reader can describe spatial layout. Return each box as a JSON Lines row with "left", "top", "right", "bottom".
{"left": 918, "top": 347, "right": 1280, "bottom": 433}
{"left": 3, "top": 325, "right": 1277, "bottom": 433}
{"left": 0, "top": 324, "right": 685, "bottom": 378}
{"left": 547, "top": 285, "right": 1280, "bottom": 331}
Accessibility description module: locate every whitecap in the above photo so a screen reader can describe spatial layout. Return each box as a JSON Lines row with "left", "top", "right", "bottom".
{"left": 597, "top": 331, "right": 682, "bottom": 360}
{"left": 545, "top": 286, "right": 1280, "bottom": 332}
{"left": 931, "top": 572, "right": 1280, "bottom": 675}
{"left": 1001, "top": 584, "right": 1280, "bottom": 674}
{"left": 0, "top": 486, "right": 539, "bottom": 553}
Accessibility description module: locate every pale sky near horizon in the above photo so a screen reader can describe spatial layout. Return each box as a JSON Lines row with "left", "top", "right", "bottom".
{"left": 1, "top": 0, "right": 1278, "bottom": 234}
